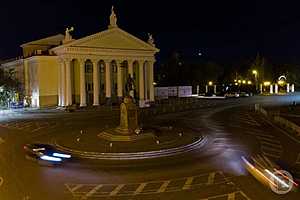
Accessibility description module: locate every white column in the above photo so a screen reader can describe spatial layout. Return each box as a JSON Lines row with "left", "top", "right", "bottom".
{"left": 117, "top": 61, "right": 123, "bottom": 98}
{"left": 60, "top": 62, "right": 66, "bottom": 106}
{"left": 205, "top": 85, "right": 208, "bottom": 93}
{"left": 213, "top": 85, "right": 217, "bottom": 94}
{"left": 287, "top": 83, "right": 290, "bottom": 93}
{"left": 139, "top": 60, "right": 145, "bottom": 103}
{"left": 105, "top": 61, "right": 111, "bottom": 98}
{"left": 270, "top": 84, "right": 273, "bottom": 94}
{"left": 92, "top": 60, "right": 99, "bottom": 106}
{"left": 128, "top": 60, "right": 134, "bottom": 78}
{"left": 196, "top": 85, "right": 199, "bottom": 95}
{"left": 275, "top": 84, "right": 278, "bottom": 93}
{"left": 148, "top": 61, "right": 154, "bottom": 102}
{"left": 65, "top": 60, "right": 72, "bottom": 106}
{"left": 291, "top": 84, "right": 295, "bottom": 92}
{"left": 80, "top": 60, "right": 87, "bottom": 107}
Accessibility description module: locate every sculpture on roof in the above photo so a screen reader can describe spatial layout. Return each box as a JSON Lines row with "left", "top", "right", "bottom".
{"left": 109, "top": 6, "right": 118, "bottom": 28}
{"left": 147, "top": 33, "right": 155, "bottom": 46}
{"left": 64, "top": 27, "right": 74, "bottom": 43}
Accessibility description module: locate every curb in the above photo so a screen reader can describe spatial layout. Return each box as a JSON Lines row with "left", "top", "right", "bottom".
{"left": 54, "top": 136, "right": 207, "bottom": 160}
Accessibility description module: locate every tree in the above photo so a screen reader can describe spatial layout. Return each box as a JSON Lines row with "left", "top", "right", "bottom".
{"left": 0, "top": 68, "right": 23, "bottom": 108}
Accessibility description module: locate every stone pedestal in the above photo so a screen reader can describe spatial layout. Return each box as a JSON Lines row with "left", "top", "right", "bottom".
{"left": 98, "top": 96, "right": 154, "bottom": 141}
{"left": 119, "top": 96, "right": 138, "bottom": 134}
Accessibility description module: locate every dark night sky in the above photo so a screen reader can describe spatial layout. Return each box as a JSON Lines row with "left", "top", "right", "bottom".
{"left": 1, "top": 0, "right": 300, "bottom": 64}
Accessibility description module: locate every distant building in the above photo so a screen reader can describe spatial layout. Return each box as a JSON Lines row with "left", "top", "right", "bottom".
{"left": 1, "top": 6, "right": 159, "bottom": 107}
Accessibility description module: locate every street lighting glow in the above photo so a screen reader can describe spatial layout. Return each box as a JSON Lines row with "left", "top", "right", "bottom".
{"left": 278, "top": 80, "right": 285, "bottom": 86}
{"left": 238, "top": 80, "right": 241, "bottom": 83}
{"left": 242, "top": 80, "right": 246, "bottom": 84}
{"left": 252, "top": 70, "right": 258, "bottom": 75}
{"left": 208, "top": 81, "right": 213, "bottom": 86}
{"left": 264, "top": 81, "right": 271, "bottom": 86}
{"left": 247, "top": 81, "right": 252, "bottom": 85}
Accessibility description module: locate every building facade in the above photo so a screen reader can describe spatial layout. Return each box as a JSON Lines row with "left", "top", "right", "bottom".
{"left": 1, "top": 7, "right": 159, "bottom": 108}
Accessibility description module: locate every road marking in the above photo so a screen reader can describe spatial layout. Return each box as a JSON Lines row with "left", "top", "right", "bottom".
{"left": 256, "top": 136, "right": 280, "bottom": 143}
{"left": 260, "top": 141, "right": 280, "bottom": 148}
{"left": 227, "top": 192, "right": 235, "bottom": 200}
{"left": 65, "top": 184, "right": 83, "bottom": 193}
{"left": 262, "top": 152, "right": 280, "bottom": 159}
{"left": 134, "top": 183, "right": 147, "bottom": 195}
{"left": 207, "top": 172, "right": 216, "bottom": 185}
{"left": 157, "top": 181, "right": 171, "bottom": 193}
{"left": 110, "top": 184, "right": 125, "bottom": 196}
{"left": 198, "top": 191, "right": 251, "bottom": 200}
{"left": 85, "top": 184, "right": 103, "bottom": 197}
{"left": 261, "top": 146, "right": 282, "bottom": 153}
{"left": 182, "top": 177, "right": 194, "bottom": 190}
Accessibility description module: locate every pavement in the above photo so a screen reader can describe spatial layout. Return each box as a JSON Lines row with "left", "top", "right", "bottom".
{"left": 0, "top": 95, "right": 300, "bottom": 199}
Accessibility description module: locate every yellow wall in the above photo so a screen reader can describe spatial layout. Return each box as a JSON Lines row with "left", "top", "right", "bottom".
{"left": 36, "top": 56, "right": 59, "bottom": 106}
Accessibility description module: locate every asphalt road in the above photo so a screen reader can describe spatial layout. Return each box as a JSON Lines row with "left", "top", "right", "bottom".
{"left": 0, "top": 95, "right": 300, "bottom": 200}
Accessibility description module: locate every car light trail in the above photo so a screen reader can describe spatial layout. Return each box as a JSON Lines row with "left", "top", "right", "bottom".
{"left": 241, "top": 156, "right": 277, "bottom": 187}
{"left": 265, "top": 169, "right": 289, "bottom": 188}
{"left": 274, "top": 168, "right": 298, "bottom": 187}
{"left": 40, "top": 155, "right": 62, "bottom": 162}
{"left": 53, "top": 152, "right": 71, "bottom": 158}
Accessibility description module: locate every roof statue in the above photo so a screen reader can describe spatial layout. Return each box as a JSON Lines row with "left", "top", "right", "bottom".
{"left": 147, "top": 33, "right": 155, "bottom": 47}
{"left": 63, "top": 27, "right": 74, "bottom": 44}
{"left": 109, "top": 6, "right": 118, "bottom": 29}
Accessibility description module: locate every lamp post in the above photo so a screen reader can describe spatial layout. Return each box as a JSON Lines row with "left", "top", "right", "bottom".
{"left": 252, "top": 70, "right": 258, "bottom": 93}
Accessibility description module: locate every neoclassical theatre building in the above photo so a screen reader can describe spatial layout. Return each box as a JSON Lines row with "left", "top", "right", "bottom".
{"left": 1, "top": 7, "right": 159, "bottom": 107}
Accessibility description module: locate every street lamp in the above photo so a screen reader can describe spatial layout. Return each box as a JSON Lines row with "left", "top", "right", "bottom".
{"left": 252, "top": 70, "right": 258, "bottom": 93}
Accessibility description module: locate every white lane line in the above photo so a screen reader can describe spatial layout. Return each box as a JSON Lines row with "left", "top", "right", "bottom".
{"left": 157, "top": 181, "right": 170, "bottom": 193}
{"left": 109, "top": 184, "right": 125, "bottom": 196}
{"left": 134, "top": 183, "right": 147, "bottom": 195}
{"left": 262, "top": 152, "right": 281, "bottom": 159}
{"left": 261, "top": 146, "right": 282, "bottom": 153}
{"left": 182, "top": 177, "right": 194, "bottom": 190}
{"left": 256, "top": 136, "right": 280, "bottom": 143}
{"left": 207, "top": 172, "right": 216, "bottom": 185}
{"left": 227, "top": 192, "right": 235, "bottom": 200}
{"left": 85, "top": 184, "right": 103, "bottom": 197}
{"left": 246, "top": 132, "right": 274, "bottom": 138}
{"left": 260, "top": 141, "right": 281, "bottom": 148}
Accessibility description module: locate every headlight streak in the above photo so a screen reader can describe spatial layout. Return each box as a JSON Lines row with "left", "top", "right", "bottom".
{"left": 274, "top": 168, "right": 298, "bottom": 187}
{"left": 40, "top": 155, "right": 62, "bottom": 162}
{"left": 241, "top": 156, "right": 277, "bottom": 187}
{"left": 265, "top": 169, "right": 289, "bottom": 188}
{"left": 53, "top": 152, "right": 71, "bottom": 158}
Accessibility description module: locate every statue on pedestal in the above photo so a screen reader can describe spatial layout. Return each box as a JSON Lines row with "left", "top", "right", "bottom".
{"left": 63, "top": 27, "right": 74, "bottom": 44}
{"left": 109, "top": 6, "right": 118, "bottom": 28}
{"left": 147, "top": 33, "right": 155, "bottom": 46}
{"left": 119, "top": 96, "right": 138, "bottom": 134}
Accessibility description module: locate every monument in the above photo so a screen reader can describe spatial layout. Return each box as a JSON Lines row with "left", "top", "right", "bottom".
{"left": 98, "top": 96, "right": 154, "bottom": 141}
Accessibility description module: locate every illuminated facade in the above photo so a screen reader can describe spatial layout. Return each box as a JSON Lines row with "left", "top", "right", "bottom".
{"left": 1, "top": 7, "right": 159, "bottom": 107}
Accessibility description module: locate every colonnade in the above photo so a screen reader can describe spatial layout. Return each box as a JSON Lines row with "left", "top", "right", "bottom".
{"left": 58, "top": 58, "right": 154, "bottom": 107}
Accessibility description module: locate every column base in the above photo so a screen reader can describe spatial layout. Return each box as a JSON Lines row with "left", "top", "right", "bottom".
{"left": 93, "top": 103, "right": 99, "bottom": 106}
{"left": 105, "top": 97, "right": 112, "bottom": 106}
{"left": 80, "top": 103, "right": 87, "bottom": 107}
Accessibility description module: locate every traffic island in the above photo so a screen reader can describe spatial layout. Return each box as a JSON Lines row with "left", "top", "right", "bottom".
{"left": 53, "top": 97, "right": 207, "bottom": 160}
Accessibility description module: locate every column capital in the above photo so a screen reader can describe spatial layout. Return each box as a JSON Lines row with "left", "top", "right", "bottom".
{"left": 91, "top": 59, "right": 99, "bottom": 64}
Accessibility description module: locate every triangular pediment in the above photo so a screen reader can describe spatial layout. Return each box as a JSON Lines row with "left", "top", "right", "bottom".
{"left": 63, "top": 28, "right": 159, "bottom": 52}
